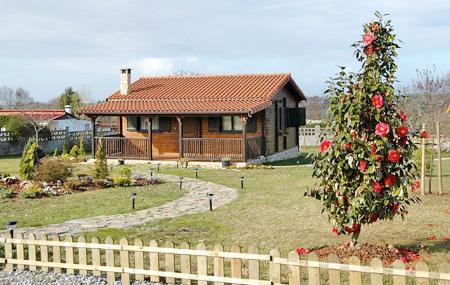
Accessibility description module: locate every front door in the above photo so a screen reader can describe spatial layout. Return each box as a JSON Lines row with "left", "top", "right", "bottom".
{"left": 182, "top": 117, "right": 200, "bottom": 138}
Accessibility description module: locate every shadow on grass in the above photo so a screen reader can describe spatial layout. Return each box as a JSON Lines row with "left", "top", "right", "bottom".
{"left": 267, "top": 152, "right": 314, "bottom": 166}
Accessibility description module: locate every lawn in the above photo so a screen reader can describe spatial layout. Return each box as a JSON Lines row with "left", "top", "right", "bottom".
{"left": 0, "top": 151, "right": 448, "bottom": 269}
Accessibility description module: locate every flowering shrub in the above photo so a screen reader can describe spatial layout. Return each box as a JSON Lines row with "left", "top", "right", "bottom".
{"left": 308, "top": 13, "right": 422, "bottom": 245}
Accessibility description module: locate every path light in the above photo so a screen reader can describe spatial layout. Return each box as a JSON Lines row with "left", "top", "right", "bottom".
{"left": 6, "top": 220, "right": 17, "bottom": 237}
{"left": 207, "top": 193, "right": 214, "bottom": 211}
{"left": 131, "top": 192, "right": 137, "bottom": 210}
{"left": 157, "top": 163, "right": 161, "bottom": 172}
{"left": 179, "top": 177, "right": 184, "bottom": 190}
{"left": 296, "top": 160, "right": 300, "bottom": 166}
{"left": 150, "top": 168, "right": 154, "bottom": 179}
{"left": 240, "top": 176, "right": 244, "bottom": 189}
{"left": 176, "top": 161, "right": 179, "bottom": 168}
{"left": 195, "top": 168, "right": 199, "bottom": 178}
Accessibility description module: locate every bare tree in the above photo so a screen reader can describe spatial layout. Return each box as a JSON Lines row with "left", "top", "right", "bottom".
{"left": 401, "top": 66, "right": 449, "bottom": 133}
{"left": 0, "top": 86, "right": 51, "bottom": 143}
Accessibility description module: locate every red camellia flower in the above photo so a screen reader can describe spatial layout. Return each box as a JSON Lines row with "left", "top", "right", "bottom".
{"left": 372, "top": 144, "right": 377, "bottom": 155}
{"left": 371, "top": 181, "right": 382, "bottom": 193}
{"left": 412, "top": 180, "right": 420, "bottom": 192}
{"left": 400, "top": 111, "right": 407, "bottom": 121}
{"left": 420, "top": 131, "right": 429, "bottom": 139}
{"left": 343, "top": 142, "right": 352, "bottom": 150}
{"left": 332, "top": 226, "right": 339, "bottom": 235}
{"left": 295, "top": 247, "right": 310, "bottom": 255}
{"left": 352, "top": 223, "right": 360, "bottom": 233}
{"left": 365, "top": 46, "right": 374, "bottom": 56}
{"left": 375, "top": 122, "right": 390, "bottom": 136}
{"left": 388, "top": 150, "right": 401, "bottom": 163}
{"left": 359, "top": 160, "right": 367, "bottom": 172}
{"left": 363, "top": 31, "right": 375, "bottom": 46}
{"left": 396, "top": 126, "right": 409, "bottom": 138}
{"left": 392, "top": 203, "right": 399, "bottom": 213}
{"left": 384, "top": 174, "right": 397, "bottom": 187}
{"left": 345, "top": 226, "right": 353, "bottom": 234}
{"left": 320, "top": 140, "right": 332, "bottom": 153}
{"left": 376, "top": 155, "right": 384, "bottom": 162}
{"left": 371, "top": 95, "right": 384, "bottom": 109}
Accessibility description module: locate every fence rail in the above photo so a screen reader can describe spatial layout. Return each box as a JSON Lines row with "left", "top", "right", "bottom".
{"left": 95, "top": 137, "right": 151, "bottom": 159}
{"left": 182, "top": 138, "right": 243, "bottom": 161}
{"left": 1, "top": 234, "right": 449, "bottom": 285}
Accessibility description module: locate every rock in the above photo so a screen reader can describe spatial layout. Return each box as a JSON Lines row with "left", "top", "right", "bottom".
{"left": 19, "top": 180, "right": 31, "bottom": 189}
{"left": 4, "top": 176, "right": 20, "bottom": 185}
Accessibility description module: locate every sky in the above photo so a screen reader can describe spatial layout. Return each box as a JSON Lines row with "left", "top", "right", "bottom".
{"left": 0, "top": 0, "right": 449, "bottom": 102}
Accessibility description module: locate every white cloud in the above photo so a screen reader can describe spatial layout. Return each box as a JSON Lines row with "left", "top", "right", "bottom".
{"left": 135, "top": 58, "right": 175, "bottom": 75}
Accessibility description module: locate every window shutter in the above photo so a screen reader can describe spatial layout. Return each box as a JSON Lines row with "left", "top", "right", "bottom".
{"left": 247, "top": 116, "right": 257, "bottom": 133}
{"left": 208, "top": 117, "right": 221, "bottom": 132}
{"left": 159, "top": 117, "right": 171, "bottom": 132}
{"left": 287, "top": 107, "right": 306, "bottom": 128}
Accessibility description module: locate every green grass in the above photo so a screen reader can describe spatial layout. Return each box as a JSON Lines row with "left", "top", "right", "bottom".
{"left": 0, "top": 156, "right": 21, "bottom": 176}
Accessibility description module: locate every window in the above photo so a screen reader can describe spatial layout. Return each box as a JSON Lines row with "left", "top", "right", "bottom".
{"left": 151, "top": 117, "right": 159, "bottom": 131}
{"left": 127, "top": 116, "right": 171, "bottom": 132}
{"left": 152, "top": 116, "right": 171, "bottom": 132}
{"left": 222, "top": 116, "right": 242, "bottom": 132}
{"left": 208, "top": 117, "right": 221, "bottom": 132}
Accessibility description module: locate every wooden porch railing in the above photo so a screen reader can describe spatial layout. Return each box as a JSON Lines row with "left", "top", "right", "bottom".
{"left": 95, "top": 137, "right": 150, "bottom": 159}
{"left": 246, "top": 136, "right": 264, "bottom": 159}
{"left": 182, "top": 138, "right": 243, "bottom": 161}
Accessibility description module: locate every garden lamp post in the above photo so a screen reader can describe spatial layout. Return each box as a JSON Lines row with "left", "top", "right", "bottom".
{"left": 240, "top": 176, "right": 244, "bottom": 189}
{"left": 131, "top": 193, "right": 137, "bottom": 210}
{"left": 157, "top": 163, "right": 161, "bottom": 172}
{"left": 195, "top": 168, "right": 199, "bottom": 178}
{"left": 179, "top": 177, "right": 184, "bottom": 190}
{"left": 6, "top": 220, "right": 17, "bottom": 237}
{"left": 207, "top": 193, "right": 214, "bottom": 211}
{"left": 150, "top": 168, "right": 154, "bottom": 179}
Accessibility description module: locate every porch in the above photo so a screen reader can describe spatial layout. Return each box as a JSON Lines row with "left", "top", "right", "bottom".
{"left": 93, "top": 136, "right": 264, "bottom": 161}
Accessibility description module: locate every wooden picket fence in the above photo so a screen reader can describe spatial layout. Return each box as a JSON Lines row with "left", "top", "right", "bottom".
{"left": 1, "top": 233, "right": 449, "bottom": 285}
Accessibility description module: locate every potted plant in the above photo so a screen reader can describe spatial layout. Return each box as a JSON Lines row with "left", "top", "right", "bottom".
{"left": 221, "top": 157, "right": 231, "bottom": 168}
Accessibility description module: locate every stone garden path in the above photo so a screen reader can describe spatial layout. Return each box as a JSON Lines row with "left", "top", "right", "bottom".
{"left": 1, "top": 173, "right": 238, "bottom": 237}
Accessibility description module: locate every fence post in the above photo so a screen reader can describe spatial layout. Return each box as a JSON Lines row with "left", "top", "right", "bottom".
{"left": 29, "top": 234, "right": 37, "bottom": 271}
{"left": 438, "top": 263, "right": 449, "bottom": 285}
{"left": 349, "top": 256, "right": 361, "bottom": 285}
{"left": 40, "top": 234, "right": 49, "bottom": 273}
{"left": 288, "top": 251, "right": 301, "bottom": 285}
{"left": 91, "top": 236, "right": 101, "bottom": 277}
{"left": 415, "top": 262, "right": 429, "bottom": 285}
{"left": 180, "top": 241, "right": 191, "bottom": 285}
{"left": 214, "top": 244, "right": 224, "bottom": 285}
{"left": 231, "top": 244, "right": 242, "bottom": 285}
{"left": 4, "top": 231, "right": 13, "bottom": 272}
{"left": 421, "top": 123, "right": 426, "bottom": 196}
{"left": 78, "top": 236, "right": 87, "bottom": 276}
{"left": 64, "top": 235, "right": 74, "bottom": 274}
{"left": 307, "top": 253, "right": 319, "bottom": 285}
{"left": 134, "top": 238, "right": 144, "bottom": 281}
{"left": 428, "top": 134, "right": 434, "bottom": 194}
{"left": 52, "top": 235, "right": 61, "bottom": 273}
{"left": 197, "top": 242, "right": 208, "bottom": 285}
{"left": 370, "top": 258, "right": 383, "bottom": 285}
{"left": 392, "top": 260, "right": 406, "bottom": 285}
{"left": 165, "top": 241, "right": 176, "bottom": 284}
{"left": 105, "top": 236, "right": 115, "bottom": 284}
{"left": 436, "top": 121, "right": 443, "bottom": 195}
{"left": 149, "top": 240, "right": 160, "bottom": 282}
{"left": 120, "top": 238, "right": 130, "bottom": 285}
{"left": 248, "top": 245, "right": 260, "bottom": 281}
{"left": 16, "top": 233, "right": 25, "bottom": 271}
{"left": 328, "top": 254, "right": 341, "bottom": 284}
{"left": 270, "top": 249, "right": 281, "bottom": 285}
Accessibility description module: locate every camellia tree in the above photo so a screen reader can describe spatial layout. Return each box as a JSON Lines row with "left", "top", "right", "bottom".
{"left": 309, "top": 12, "right": 427, "bottom": 245}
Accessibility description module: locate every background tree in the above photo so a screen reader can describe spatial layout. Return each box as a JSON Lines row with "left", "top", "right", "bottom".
{"left": 309, "top": 13, "right": 422, "bottom": 245}
{"left": 58, "top": 87, "right": 83, "bottom": 115}
{"left": 95, "top": 138, "right": 108, "bottom": 179}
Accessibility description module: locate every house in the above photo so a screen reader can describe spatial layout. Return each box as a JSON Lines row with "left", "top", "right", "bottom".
{"left": 79, "top": 69, "right": 307, "bottom": 162}
{"left": 0, "top": 106, "right": 91, "bottom": 132}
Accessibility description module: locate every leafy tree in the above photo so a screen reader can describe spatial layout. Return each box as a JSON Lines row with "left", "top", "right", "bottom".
{"left": 95, "top": 138, "right": 108, "bottom": 179}
{"left": 58, "top": 87, "right": 82, "bottom": 114}
{"left": 308, "top": 13, "right": 423, "bottom": 245}
{"left": 70, "top": 145, "right": 79, "bottom": 158}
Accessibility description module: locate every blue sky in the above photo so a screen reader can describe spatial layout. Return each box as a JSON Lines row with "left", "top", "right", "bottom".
{"left": 0, "top": 0, "right": 449, "bottom": 102}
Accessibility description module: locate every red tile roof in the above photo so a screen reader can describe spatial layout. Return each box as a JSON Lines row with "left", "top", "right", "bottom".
{"left": 0, "top": 109, "right": 67, "bottom": 121}
{"left": 80, "top": 73, "right": 306, "bottom": 115}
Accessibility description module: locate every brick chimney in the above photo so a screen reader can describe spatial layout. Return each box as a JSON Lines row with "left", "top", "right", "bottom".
{"left": 120, "top": 68, "right": 132, "bottom": 95}
{"left": 64, "top": 105, "right": 72, "bottom": 114}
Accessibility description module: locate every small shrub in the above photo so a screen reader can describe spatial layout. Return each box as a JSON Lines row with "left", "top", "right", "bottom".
{"left": 93, "top": 178, "right": 113, "bottom": 188}
{"left": 117, "top": 166, "right": 132, "bottom": 178}
{"left": 19, "top": 139, "right": 39, "bottom": 179}
{"left": 62, "top": 143, "right": 69, "bottom": 155}
{"left": 64, "top": 177, "right": 89, "bottom": 191}
{"left": 32, "top": 158, "right": 72, "bottom": 182}
{"left": 79, "top": 137, "right": 86, "bottom": 159}
{"left": 20, "top": 184, "right": 43, "bottom": 199}
{"left": 70, "top": 145, "right": 79, "bottom": 158}
{"left": 95, "top": 139, "right": 108, "bottom": 179}
{"left": 113, "top": 166, "right": 133, "bottom": 187}
{"left": 0, "top": 187, "right": 13, "bottom": 199}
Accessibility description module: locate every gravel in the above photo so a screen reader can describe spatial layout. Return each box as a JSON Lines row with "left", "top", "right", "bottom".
{"left": 0, "top": 270, "right": 167, "bottom": 285}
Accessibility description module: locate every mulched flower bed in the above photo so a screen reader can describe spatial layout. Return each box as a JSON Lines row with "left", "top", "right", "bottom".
{"left": 296, "top": 243, "right": 422, "bottom": 266}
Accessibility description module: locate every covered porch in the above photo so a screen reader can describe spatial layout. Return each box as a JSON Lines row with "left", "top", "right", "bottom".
{"left": 90, "top": 115, "right": 265, "bottom": 162}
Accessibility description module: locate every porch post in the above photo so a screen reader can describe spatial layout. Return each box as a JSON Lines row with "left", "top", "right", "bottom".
{"left": 147, "top": 117, "right": 153, "bottom": 160}
{"left": 90, "top": 116, "right": 97, "bottom": 158}
{"left": 118, "top": 116, "right": 123, "bottom": 136}
{"left": 177, "top": 116, "right": 183, "bottom": 158}
{"left": 241, "top": 116, "right": 248, "bottom": 162}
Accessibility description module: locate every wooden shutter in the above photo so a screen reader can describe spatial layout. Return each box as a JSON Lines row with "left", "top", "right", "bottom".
{"left": 247, "top": 116, "right": 257, "bottom": 133}
{"left": 208, "top": 117, "right": 221, "bottom": 132}
{"left": 159, "top": 117, "right": 171, "bottom": 132}
{"left": 287, "top": 107, "right": 306, "bottom": 128}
